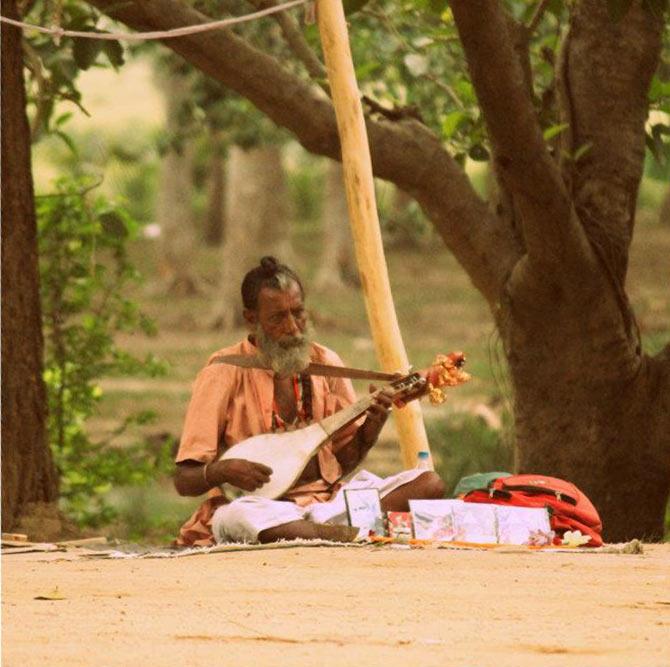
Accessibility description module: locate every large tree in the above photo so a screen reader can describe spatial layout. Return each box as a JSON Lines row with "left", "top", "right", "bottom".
{"left": 154, "top": 63, "right": 201, "bottom": 295}
{"left": 2, "top": 0, "right": 59, "bottom": 530}
{"left": 212, "top": 143, "right": 293, "bottom": 329}
{"left": 20, "top": 0, "right": 667, "bottom": 540}
{"left": 315, "top": 162, "right": 358, "bottom": 291}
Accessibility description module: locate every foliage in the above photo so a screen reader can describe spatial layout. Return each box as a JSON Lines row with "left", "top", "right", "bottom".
{"left": 191, "top": 74, "right": 291, "bottom": 149}
{"left": 428, "top": 414, "right": 514, "bottom": 497}
{"left": 106, "top": 482, "right": 193, "bottom": 544}
{"left": 647, "top": 22, "right": 670, "bottom": 169}
{"left": 378, "top": 188, "right": 435, "bottom": 247}
{"left": 21, "top": 0, "right": 670, "bottom": 164}
{"left": 23, "top": 0, "right": 125, "bottom": 142}
{"left": 37, "top": 176, "right": 171, "bottom": 526}
{"left": 287, "top": 154, "right": 325, "bottom": 224}
{"left": 39, "top": 124, "right": 161, "bottom": 226}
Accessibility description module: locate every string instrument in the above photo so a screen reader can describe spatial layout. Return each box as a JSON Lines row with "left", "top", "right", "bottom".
{"left": 218, "top": 353, "right": 471, "bottom": 499}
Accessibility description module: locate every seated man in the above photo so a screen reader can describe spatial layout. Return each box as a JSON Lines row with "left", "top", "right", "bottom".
{"left": 174, "top": 256, "right": 444, "bottom": 546}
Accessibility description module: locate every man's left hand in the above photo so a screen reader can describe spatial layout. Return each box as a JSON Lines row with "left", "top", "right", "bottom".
{"left": 358, "top": 385, "right": 394, "bottom": 448}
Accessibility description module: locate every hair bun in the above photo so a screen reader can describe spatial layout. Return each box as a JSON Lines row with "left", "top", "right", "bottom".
{"left": 241, "top": 256, "right": 304, "bottom": 310}
{"left": 260, "top": 256, "right": 279, "bottom": 276}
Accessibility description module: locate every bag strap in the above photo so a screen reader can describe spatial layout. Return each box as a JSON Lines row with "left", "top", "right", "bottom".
{"left": 498, "top": 483, "right": 578, "bottom": 506}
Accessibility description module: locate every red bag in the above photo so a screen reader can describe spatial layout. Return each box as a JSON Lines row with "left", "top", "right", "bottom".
{"left": 462, "top": 474, "right": 603, "bottom": 547}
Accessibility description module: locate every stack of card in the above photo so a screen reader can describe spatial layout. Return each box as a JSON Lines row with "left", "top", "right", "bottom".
{"left": 387, "top": 511, "right": 413, "bottom": 540}
{"left": 409, "top": 499, "right": 553, "bottom": 545}
{"left": 343, "top": 490, "right": 554, "bottom": 545}
{"left": 344, "top": 488, "right": 385, "bottom": 536}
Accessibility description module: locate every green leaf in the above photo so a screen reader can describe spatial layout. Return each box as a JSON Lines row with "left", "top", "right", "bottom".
{"left": 455, "top": 79, "right": 475, "bottom": 104}
{"left": 442, "top": 110, "right": 468, "bottom": 138}
{"left": 651, "top": 123, "right": 670, "bottom": 140}
{"left": 72, "top": 37, "right": 103, "bottom": 71}
{"left": 52, "top": 130, "right": 79, "bottom": 156}
{"left": 343, "top": 0, "right": 371, "bottom": 15}
{"left": 51, "top": 58, "right": 79, "bottom": 85}
{"left": 645, "top": 133, "right": 660, "bottom": 161}
{"left": 647, "top": 124, "right": 670, "bottom": 164}
{"left": 428, "top": 0, "right": 449, "bottom": 14}
{"left": 543, "top": 123, "right": 569, "bottom": 141}
{"left": 101, "top": 40, "right": 124, "bottom": 69}
{"left": 648, "top": 76, "right": 670, "bottom": 104}
{"left": 606, "top": 0, "right": 634, "bottom": 21}
{"left": 99, "top": 211, "right": 128, "bottom": 238}
{"left": 572, "top": 142, "right": 592, "bottom": 162}
{"left": 355, "top": 61, "right": 380, "bottom": 80}
{"left": 546, "top": 0, "right": 564, "bottom": 18}
{"left": 55, "top": 112, "right": 74, "bottom": 127}
{"left": 468, "top": 144, "right": 490, "bottom": 162}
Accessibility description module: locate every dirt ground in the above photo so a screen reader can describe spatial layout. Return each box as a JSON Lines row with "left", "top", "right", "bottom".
{"left": 2, "top": 543, "right": 669, "bottom": 667}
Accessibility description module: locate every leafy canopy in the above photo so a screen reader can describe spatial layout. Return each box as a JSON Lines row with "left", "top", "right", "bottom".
{"left": 38, "top": 177, "right": 171, "bottom": 526}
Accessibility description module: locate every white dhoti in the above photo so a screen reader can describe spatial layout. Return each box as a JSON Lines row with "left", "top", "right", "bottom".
{"left": 211, "top": 469, "right": 425, "bottom": 543}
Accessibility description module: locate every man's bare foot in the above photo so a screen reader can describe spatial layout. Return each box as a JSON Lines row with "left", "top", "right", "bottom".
{"left": 258, "top": 520, "right": 360, "bottom": 544}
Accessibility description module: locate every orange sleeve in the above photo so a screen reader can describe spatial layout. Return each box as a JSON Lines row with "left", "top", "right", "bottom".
{"left": 175, "top": 365, "right": 233, "bottom": 464}
{"left": 319, "top": 349, "right": 363, "bottom": 454}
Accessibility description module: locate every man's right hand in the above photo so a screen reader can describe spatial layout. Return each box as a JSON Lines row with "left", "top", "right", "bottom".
{"left": 215, "top": 458, "right": 273, "bottom": 491}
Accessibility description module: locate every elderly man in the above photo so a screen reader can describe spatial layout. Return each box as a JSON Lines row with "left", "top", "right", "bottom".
{"left": 174, "top": 256, "right": 444, "bottom": 546}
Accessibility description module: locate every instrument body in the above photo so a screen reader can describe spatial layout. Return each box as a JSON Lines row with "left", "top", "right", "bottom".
{"left": 221, "top": 422, "right": 330, "bottom": 499}
{"left": 219, "top": 354, "right": 470, "bottom": 499}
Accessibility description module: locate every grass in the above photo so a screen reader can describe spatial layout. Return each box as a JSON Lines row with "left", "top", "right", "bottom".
{"left": 79, "top": 206, "right": 670, "bottom": 543}
{"left": 30, "top": 55, "right": 669, "bottom": 541}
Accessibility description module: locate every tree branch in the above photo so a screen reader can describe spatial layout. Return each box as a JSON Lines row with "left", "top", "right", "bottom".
{"left": 526, "top": 0, "right": 551, "bottom": 36}
{"left": 450, "top": 0, "right": 592, "bottom": 272}
{"left": 559, "top": 0, "right": 663, "bottom": 284}
{"left": 247, "top": 0, "right": 326, "bottom": 80}
{"left": 87, "top": 0, "right": 521, "bottom": 305}
{"left": 22, "top": 38, "right": 48, "bottom": 141}
{"left": 420, "top": 71, "right": 464, "bottom": 109}
{"left": 549, "top": 1, "right": 662, "bottom": 349}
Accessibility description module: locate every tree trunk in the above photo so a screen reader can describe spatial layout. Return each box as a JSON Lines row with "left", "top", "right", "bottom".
{"left": 660, "top": 185, "right": 670, "bottom": 227}
{"left": 154, "top": 67, "right": 199, "bottom": 294}
{"left": 1, "top": 2, "right": 59, "bottom": 530}
{"left": 204, "top": 128, "right": 226, "bottom": 246}
{"left": 213, "top": 145, "right": 293, "bottom": 330}
{"left": 495, "top": 0, "right": 670, "bottom": 542}
{"left": 315, "top": 161, "right": 357, "bottom": 291}
{"left": 499, "top": 272, "right": 670, "bottom": 542}
{"left": 386, "top": 186, "right": 420, "bottom": 248}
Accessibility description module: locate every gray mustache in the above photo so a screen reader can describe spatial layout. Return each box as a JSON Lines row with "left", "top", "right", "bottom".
{"left": 277, "top": 336, "right": 307, "bottom": 349}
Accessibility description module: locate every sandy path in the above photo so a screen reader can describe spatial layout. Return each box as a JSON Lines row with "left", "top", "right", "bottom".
{"left": 3, "top": 544, "right": 670, "bottom": 667}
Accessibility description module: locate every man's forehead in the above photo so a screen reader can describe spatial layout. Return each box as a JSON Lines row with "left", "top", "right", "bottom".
{"left": 257, "top": 282, "right": 303, "bottom": 311}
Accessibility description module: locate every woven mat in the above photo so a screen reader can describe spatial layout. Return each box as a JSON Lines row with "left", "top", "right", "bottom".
{"left": 76, "top": 538, "right": 644, "bottom": 559}
{"left": 2, "top": 537, "right": 644, "bottom": 559}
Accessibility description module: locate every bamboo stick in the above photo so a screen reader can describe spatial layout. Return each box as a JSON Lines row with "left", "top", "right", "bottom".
{"left": 316, "top": 0, "right": 431, "bottom": 469}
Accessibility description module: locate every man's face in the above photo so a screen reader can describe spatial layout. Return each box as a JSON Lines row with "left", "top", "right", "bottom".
{"left": 244, "top": 281, "right": 311, "bottom": 375}
{"left": 253, "top": 281, "right": 307, "bottom": 342}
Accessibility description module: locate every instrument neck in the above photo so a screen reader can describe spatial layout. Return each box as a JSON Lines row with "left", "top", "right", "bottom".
{"left": 319, "top": 394, "right": 377, "bottom": 437}
{"left": 319, "top": 372, "right": 426, "bottom": 438}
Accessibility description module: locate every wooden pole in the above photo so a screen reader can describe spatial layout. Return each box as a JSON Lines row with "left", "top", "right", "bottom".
{"left": 316, "top": 0, "right": 431, "bottom": 469}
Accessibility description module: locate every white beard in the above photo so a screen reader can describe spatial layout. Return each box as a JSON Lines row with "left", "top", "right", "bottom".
{"left": 255, "top": 324, "right": 313, "bottom": 376}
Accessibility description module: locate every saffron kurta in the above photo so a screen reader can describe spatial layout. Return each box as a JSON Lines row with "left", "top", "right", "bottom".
{"left": 175, "top": 337, "right": 360, "bottom": 545}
